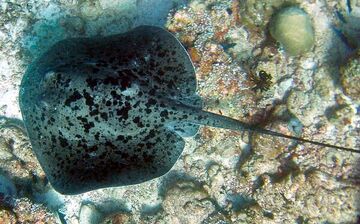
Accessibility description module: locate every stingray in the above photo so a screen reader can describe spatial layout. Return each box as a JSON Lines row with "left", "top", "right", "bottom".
{"left": 19, "top": 26, "right": 360, "bottom": 195}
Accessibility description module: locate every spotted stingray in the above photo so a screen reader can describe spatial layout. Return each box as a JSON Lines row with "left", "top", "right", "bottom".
{"left": 19, "top": 26, "right": 359, "bottom": 195}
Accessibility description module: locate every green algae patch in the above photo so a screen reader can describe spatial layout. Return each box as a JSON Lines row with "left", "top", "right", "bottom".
{"left": 270, "top": 6, "right": 315, "bottom": 56}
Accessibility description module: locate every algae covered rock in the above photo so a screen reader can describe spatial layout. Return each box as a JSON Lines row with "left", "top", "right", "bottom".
{"left": 340, "top": 50, "right": 360, "bottom": 102}
{"left": 239, "top": 0, "right": 294, "bottom": 29}
{"left": 270, "top": 6, "right": 315, "bottom": 56}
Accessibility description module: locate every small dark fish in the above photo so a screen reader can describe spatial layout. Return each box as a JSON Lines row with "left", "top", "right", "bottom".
{"left": 331, "top": 25, "right": 356, "bottom": 49}
{"left": 220, "top": 42, "right": 237, "bottom": 51}
{"left": 335, "top": 10, "right": 347, "bottom": 24}
{"left": 347, "top": 0, "right": 352, "bottom": 13}
{"left": 19, "top": 26, "right": 360, "bottom": 195}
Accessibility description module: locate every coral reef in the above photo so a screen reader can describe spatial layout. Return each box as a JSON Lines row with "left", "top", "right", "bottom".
{"left": 0, "top": 0, "right": 359, "bottom": 223}
{"left": 340, "top": 49, "right": 360, "bottom": 102}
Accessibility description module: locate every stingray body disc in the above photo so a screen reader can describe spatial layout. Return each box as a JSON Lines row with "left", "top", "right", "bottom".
{"left": 19, "top": 26, "right": 198, "bottom": 194}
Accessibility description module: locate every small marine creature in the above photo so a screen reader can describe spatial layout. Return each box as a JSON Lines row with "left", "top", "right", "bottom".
{"left": 249, "top": 70, "right": 272, "bottom": 92}
{"left": 19, "top": 26, "right": 359, "bottom": 195}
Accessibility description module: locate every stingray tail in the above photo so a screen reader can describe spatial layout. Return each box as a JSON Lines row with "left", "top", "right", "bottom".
{"left": 187, "top": 108, "right": 360, "bottom": 154}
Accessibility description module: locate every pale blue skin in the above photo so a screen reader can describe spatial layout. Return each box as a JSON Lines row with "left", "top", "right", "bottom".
{"left": 19, "top": 26, "right": 359, "bottom": 195}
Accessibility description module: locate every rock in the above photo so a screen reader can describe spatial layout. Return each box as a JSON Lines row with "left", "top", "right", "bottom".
{"left": 0, "top": 209, "right": 17, "bottom": 223}
{"left": 251, "top": 120, "right": 293, "bottom": 176}
{"left": 79, "top": 203, "right": 104, "bottom": 224}
{"left": 103, "top": 213, "right": 135, "bottom": 224}
{"left": 270, "top": 6, "right": 315, "bottom": 56}
{"left": 340, "top": 50, "right": 360, "bottom": 102}
{"left": 161, "top": 180, "right": 216, "bottom": 223}
{"left": 239, "top": 0, "right": 290, "bottom": 29}
{"left": 12, "top": 198, "right": 56, "bottom": 223}
{"left": 0, "top": 136, "right": 14, "bottom": 160}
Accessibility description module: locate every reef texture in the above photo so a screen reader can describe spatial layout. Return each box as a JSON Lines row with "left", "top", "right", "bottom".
{"left": 0, "top": 0, "right": 359, "bottom": 223}
{"left": 340, "top": 49, "right": 360, "bottom": 102}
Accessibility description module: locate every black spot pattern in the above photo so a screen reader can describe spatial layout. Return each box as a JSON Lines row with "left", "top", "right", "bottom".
{"left": 19, "top": 26, "right": 203, "bottom": 194}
